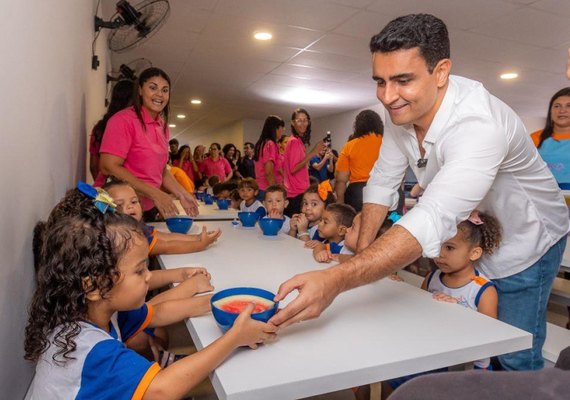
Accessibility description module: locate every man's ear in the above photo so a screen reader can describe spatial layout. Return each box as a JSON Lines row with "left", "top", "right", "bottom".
{"left": 434, "top": 58, "right": 452, "bottom": 88}
{"left": 83, "top": 277, "right": 102, "bottom": 302}
{"left": 469, "top": 246, "right": 483, "bottom": 262}
{"left": 284, "top": 199, "right": 289, "bottom": 208}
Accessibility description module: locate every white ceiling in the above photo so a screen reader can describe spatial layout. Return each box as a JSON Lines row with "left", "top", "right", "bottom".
{"left": 101, "top": 0, "right": 570, "bottom": 140}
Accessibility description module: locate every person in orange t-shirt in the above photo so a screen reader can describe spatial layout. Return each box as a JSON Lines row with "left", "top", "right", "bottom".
{"left": 335, "top": 110, "right": 384, "bottom": 212}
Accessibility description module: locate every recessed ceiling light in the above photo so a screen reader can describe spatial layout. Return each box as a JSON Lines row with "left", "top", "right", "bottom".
{"left": 190, "top": 99, "right": 202, "bottom": 105}
{"left": 176, "top": 114, "right": 186, "bottom": 119}
{"left": 254, "top": 31, "right": 272, "bottom": 41}
{"left": 169, "top": 124, "right": 176, "bottom": 128}
{"left": 500, "top": 72, "right": 518, "bottom": 80}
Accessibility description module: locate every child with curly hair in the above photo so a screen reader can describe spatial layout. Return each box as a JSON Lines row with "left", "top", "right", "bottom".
{"left": 386, "top": 210, "right": 502, "bottom": 395}
{"left": 25, "top": 186, "right": 277, "bottom": 399}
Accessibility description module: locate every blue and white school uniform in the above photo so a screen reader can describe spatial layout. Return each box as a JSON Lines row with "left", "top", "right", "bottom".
{"left": 327, "top": 240, "right": 350, "bottom": 254}
{"left": 29, "top": 304, "right": 160, "bottom": 400}
{"left": 426, "top": 269, "right": 495, "bottom": 369}
{"left": 307, "top": 224, "right": 324, "bottom": 241}
{"left": 240, "top": 199, "right": 265, "bottom": 214}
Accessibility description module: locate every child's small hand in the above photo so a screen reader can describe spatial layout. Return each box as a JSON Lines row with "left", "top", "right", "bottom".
{"left": 296, "top": 214, "right": 309, "bottom": 231}
{"left": 229, "top": 303, "right": 279, "bottom": 349}
{"left": 432, "top": 292, "right": 458, "bottom": 303}
{"left": 304, "top": 240, "right": 321, "bottom": 249}
{"left": 199, "top": 226, "right": 222, "bottom": 248}
{"left": 189, "top": 274, "right": 214, "bottom": 294}
{"left": 290, "top": 214, "right": 300, "bottom": 230}
{"left": 314, "top": 249, "right": 332, "bottom": 263}
{"left": 388, "top": 273, "right": 403, "bottom": 282}
{"left": 267, "top": 209, "right": 282, "bottom": 219}
{"left": 179, "top": 266, "right": 211, "bottom": 281}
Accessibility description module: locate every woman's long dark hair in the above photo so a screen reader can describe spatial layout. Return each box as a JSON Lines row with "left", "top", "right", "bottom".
{"left": 254, "top": 115, "right": 284, "bottom": 162}
{"left": 352, "top": 109, "right": 384, "bottom": 140}
{"left": 25, "top": 189, "right": 143, "bottom": 364}
{"left": 133, "top": 67, "right": 171, "bottom": 129}
{"left": 92, "top": 80, "right": 134, "bottom": 148}
{"left": 291, "top": 108, "right": 312, "bottom": 145}
{"left": 538, "top": 87, "right": 570, "bottom": 148}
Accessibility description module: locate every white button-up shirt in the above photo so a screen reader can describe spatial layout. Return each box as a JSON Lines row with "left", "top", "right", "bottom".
{"left": 363, "top": 75, "right": 568, "bottom": 279}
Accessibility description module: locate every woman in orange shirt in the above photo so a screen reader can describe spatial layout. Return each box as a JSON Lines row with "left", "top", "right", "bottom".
{"left": 335, "top": 110, "right": 384, "bottom": 212}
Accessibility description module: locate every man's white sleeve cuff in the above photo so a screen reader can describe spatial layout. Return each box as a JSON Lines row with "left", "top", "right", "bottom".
{"left": 362, "top": 184, "right": 399, "bottom": 209}
{"left": 395, "top": 205, "right": 456, "bottom": 258}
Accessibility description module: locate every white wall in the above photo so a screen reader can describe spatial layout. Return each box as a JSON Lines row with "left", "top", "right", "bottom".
{"left": 177, "top": 119, "right": 251, "bottom": 154}
{"left": 312, "top": 104, "right": 386, "bottom": 151}
{"left": 0, "top": 1, "right": 108, "bottom": 397}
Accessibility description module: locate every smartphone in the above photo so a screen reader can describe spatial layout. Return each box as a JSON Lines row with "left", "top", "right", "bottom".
{"left": 324, "top": 131, "right": 331, "bottom": 148}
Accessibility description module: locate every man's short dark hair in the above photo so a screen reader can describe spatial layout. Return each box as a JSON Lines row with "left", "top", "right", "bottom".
{"left": 244, "top": 142, "right": 254, "bottom": 148}
{"left": 169, "top": 138, "right": 179, "bottom": 146}
{"left": 369, "top": 14, "right": 450, "bottom": 73}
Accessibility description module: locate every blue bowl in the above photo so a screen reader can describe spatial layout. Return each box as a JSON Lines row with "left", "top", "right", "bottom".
{"left": 217, "top": 198, "right": 230, "bottom": 210}
{"left": 165, "top": 216, "right": 193, "bottom": 234}
{"left": 195, "top": 191, "right": 205, "bottom": 201}
{"left": 204, "top": 194, "right": 214, "bottom": 205}
{"left": 258, "top": 217, "right": 284, "bottom": 236}
{"left": 211, "top": 287, "right": 279, "bottom": 333}
{"left": 238, "top": 211, "right": 260, "bottom": 227}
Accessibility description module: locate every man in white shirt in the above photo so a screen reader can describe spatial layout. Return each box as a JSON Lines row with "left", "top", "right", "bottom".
{"left": 270, "top": 13, "right": 568, "bottom": 371}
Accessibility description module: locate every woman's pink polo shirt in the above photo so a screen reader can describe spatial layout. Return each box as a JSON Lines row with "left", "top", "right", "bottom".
{"left": 254, "top": 140, "right": 282, "bottom": 190}
{"left": 283, "top": 135, "right": 309, "bottom": 198}
{"left": 99, "top": 106, "right": 169, "bottom": 211}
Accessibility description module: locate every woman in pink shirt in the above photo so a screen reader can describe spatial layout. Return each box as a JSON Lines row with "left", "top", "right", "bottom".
{"left": 254, "top": 115, "right": 285, "bottom": 197}
{"left": 199, "top": 142, "right": 233, "bottom": 182}
{"left": 283, "top": 108, "right": 326, "bottom": 216}
{"left": 99, "top": 67, "right": 198, "bottom": 221}
{"left": 173, "top": 145, "right": 200, "bottom": 182}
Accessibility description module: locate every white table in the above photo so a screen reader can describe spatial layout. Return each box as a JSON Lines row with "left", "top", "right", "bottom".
{"left": 158, "top": 221, "right": 531, "bottom": 400}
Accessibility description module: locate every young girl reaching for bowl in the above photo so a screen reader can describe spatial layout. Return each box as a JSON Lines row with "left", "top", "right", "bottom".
{"left": 25, "top": 188, "right": 277, "bottom": 399}
{"left": 289, "top": 180, "right": 335, "bottom": 242}
{"left": 386, "top": 210, "right": 502, "bottom": 395}
{"left": 104, "top": 180, "right": 221, "bottom": 255}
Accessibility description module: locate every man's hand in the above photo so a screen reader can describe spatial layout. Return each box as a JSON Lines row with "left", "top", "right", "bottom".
{"left": 269, "top": 268, "right": 343, "bottom": 328}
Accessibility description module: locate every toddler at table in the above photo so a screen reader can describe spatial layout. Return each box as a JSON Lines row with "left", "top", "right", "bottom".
{"left": 238, "top": 178, "right": 266, "bottom": 215}
{"left": 213, "top": 182, "right": 238, "bottom": 200}
{"left": 35, "top": 182, "right": 218, "bottom": 362}
{"left": 262, "top": 184, "right": 291, "bottom": 234}
{"left": 104, "top": 180, "right": 221, "bottom": 255}
{"left": 25, "top": 187, "right": 277, "bottom": 400}
{"left": 308, "top": 203, "right": 356, "bottom": 262}
{"left": 386, "top": 210, "right": 502, "bottom": 395}
{"left": 229, "top": 188, "right": 242, "bottom": 210}
{"left": 289, "top": 180, "right": 335, "bottom": 242}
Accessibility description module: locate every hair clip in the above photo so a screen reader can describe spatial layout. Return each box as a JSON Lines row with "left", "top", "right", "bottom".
{"left": 77, "top": 181, "right": 116, "bottom": 214}
{"left": 467, "top": 210, "right": 483, "bottom": 225}
{"left": 317, "top": 180, "right": 333, "bottom": 202}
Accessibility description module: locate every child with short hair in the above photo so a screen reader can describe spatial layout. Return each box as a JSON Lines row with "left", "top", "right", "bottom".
{"left": 386, "top": 210, "right": 502, "bottom": 394}
{"left": 289, "top": 181, "right": 335, "bottom": 242}
{"left": 229, "top": 188, "right": 242, "bottom": 210}
{"left": 308, "top": 203, "right": 356, "bottom": 262}
{"left": 262, "top": 184, "right": 291, "bottom": 234}
{"left": 104, "top": 180, "right": 221, "bottom": 255}
{"left": 213, "top": 182, "right": 238, "bottom": 200}
{"left": 206, "top": 175, "right": 221, "bottom": 195}
{"left": 25, "top": 187, "right": 277, "bottom": 399}
{"left": 238, "top": 178, "right": 266, "bottom": 214}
